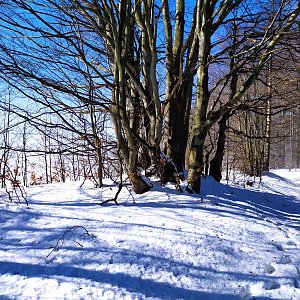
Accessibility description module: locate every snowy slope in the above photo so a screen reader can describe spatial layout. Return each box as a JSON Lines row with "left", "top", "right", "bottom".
{"left": 0, "top": 170, "right": 299, "bottom": 300}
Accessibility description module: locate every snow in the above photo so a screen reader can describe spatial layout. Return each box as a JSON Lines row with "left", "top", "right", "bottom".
{"left": 0, "top": 169, "right": 299, "bottom": 300}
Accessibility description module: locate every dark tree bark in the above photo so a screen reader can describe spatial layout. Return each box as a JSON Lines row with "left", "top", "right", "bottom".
{"left": 162, "top": 1, "right": 198, "bottom": 178}
{"left": 209, "top": 112, "right": 230, "bottom": 182}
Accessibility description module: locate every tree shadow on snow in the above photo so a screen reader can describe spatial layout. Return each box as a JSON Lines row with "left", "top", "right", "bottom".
{"left": 1, "top": 193, "right": 298, "bottom": 299}
{"left": 0, "top": 260, "right": 284, "bottom": 300}
{"left": 126, "top": 176, "right": 300, "bottom": 231}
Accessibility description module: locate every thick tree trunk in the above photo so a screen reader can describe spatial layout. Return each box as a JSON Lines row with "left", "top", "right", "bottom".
{"left": 209, "top": 113, "right": 229, "bottom": 182}
{"left": 165, "top": 94, "right": 189, "bottom": 174}
{"left": 167, "top": 68, "right": 196, "bottom": 176}
{"left": 112, "top": 112, "right": 152, "bottom": 194}
{"left": 187, "top": 0, "right": 211, "bottom": 194}
{"left": 128, "top": 172, "right": 152, "bottom": 194}
{"left": 210, "top": 18, "right": 238, "bottom": 182}
{"left": 187, "top": 130, "right": 206, "bottom": 193}
{"left": 162, "top": 0, "right": 193, "bottom": 178}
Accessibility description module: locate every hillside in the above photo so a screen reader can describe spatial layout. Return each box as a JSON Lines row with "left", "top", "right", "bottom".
{"left": 0, "top": 170, "right": 299, "bottom": 300}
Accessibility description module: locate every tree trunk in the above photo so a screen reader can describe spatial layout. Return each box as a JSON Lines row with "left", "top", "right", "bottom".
{"left": 209, "top": 113, "right": 229, "bottom": 182}
{"left": 187, "top": 0, "right": 211, "bottom": 194}
{"left": 165, "top": 94, "right": 189, "bottom": 174}
{"left": 95, "top": 144, "right": 103, "bottom": 188}
{"left": 128, "top": 172, "right": 152, "bottom": 194}
{"left": 263, "top": 58, "right": 272, "bottom": 172}
{"left": 209, "top": 22, "right": 237, "bottom": 182}
{"left": 162, "top": 0, "right": 197, "bottom": 178}
{"left": 187, "top": 129, "right": 207, "bottom": 193}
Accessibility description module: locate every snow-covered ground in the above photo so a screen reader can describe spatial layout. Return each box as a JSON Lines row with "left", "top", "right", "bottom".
{"left": 0, "top": 169, "right": 299, "bottom": 300}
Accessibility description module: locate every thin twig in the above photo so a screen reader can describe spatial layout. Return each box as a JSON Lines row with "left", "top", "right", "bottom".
{"left": 45, "top": 226, "right": 90, "bottom": 260}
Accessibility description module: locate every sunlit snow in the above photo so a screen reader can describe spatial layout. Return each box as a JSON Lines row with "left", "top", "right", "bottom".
{"left": 0, "top": 169, "right": 299, "bottom": 299}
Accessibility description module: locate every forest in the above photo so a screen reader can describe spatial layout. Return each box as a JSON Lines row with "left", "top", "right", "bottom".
{"left": 0, "top": 0, "right": 300, "bottom": 196}
{"left": 1, "top": 2, "right": 300, "bottom": 299}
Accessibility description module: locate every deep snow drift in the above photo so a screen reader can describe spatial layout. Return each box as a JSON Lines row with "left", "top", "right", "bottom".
{"left": 0, "top": 169, "right": 299, "bottom": 300}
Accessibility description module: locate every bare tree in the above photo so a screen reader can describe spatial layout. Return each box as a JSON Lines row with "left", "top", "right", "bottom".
{"left": 0, "top": 0, "right": 299, "bottom": 195}
{"left": 187, "top": 0, "right": 300, "bottom": 193}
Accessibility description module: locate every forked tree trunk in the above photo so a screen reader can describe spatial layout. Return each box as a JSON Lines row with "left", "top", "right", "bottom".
{"left": 110, "top": 0, "right": 152, "bottom": 194}
{"left": 112, "top": 111, "right": 153, "bottom": 194}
